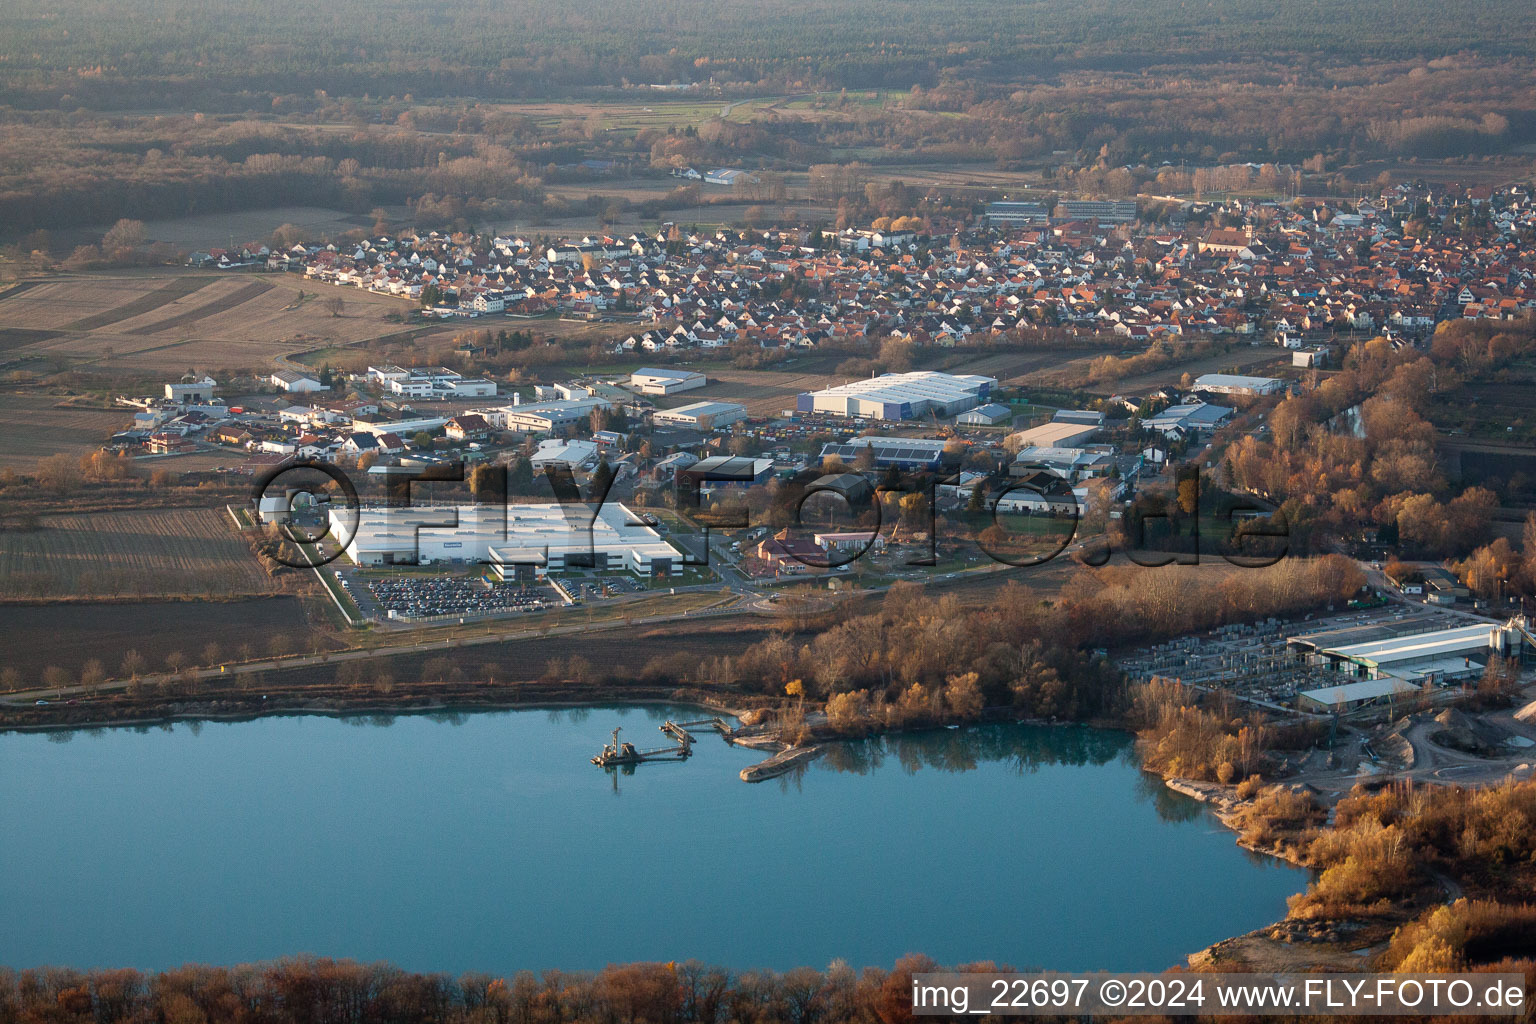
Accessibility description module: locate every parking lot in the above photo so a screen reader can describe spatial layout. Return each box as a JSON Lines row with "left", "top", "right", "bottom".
{"left": 361, "top": 573, "right": 562, "bottom": 620}
{"left": 552, "top": 575, "right": 649, "bottom": 602}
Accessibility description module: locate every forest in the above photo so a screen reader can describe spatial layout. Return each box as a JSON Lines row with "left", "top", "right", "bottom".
{"left": 3, "top": 0, "right": 1535, "bottom": 105}
{"left": 1223, "top": 316, "right": 1536, "bottom": 558}
{"left": 4, "top": 0, "right": 1536, "bottom": 234}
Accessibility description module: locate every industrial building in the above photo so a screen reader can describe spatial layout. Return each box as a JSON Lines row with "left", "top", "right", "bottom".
{"left": 807, "top": 471, "right": 876, "bottom": 507}
{"left": 529, "top": 438, "right": 600, "bottom": 470}
{"left": 993, "top": 470, "right": 1078, "bottom": 515}
{"left": 677, "top": 455, "right": 775, "bottom": 488}
{"left": 367, "top": 365, "right": 496, "bottom": 399}
{"left": 349, "top": 416, "right": 448, "bottom": 438}
{"left": 651, "top": 451, "right": 699, "bottom": 478}
{"left": 1009, "top": 421, "right": 1101, "bottom": 449}
{"left": 955, "top": 402, "right": 1014, "bottom": 427}
{"left": 1192, "top": 373, "right": 1286, "bottom": 397}
{"left": 481, "top": 396, "right": 611, "bottom": 433}
{"left": 814, "top": 531, "right": 885, "bottom": 553}
{"left": 1418, "top": 566, "right": 1472, "bottom": 605}
{"left": 1144, "top": 402, "right": 1234, "bottom": 437}
{"left": 652, "top": 400, "right": 748, "bottom": 429}
{"left": 1297, "top": 678, "right": 1424, "bottom": 713}
{"left": 270, "top": 369, "right": 327, "bottom": 393}
{"left": 534, "top": 383, "right": 591, "bottom": 402}
{"left": 1010, "top": 445, "right": 1115, "bottom": 480}
{"left": 1054, "top": 200, "right": 1138, "bottom": 223}
{"left": 255, "top": 494, "right": 292, "bottom": 524}
{"left": 984, "top": 201, "right": 1049, "bottom": 227}
{"left": 165, "top": 376, "right": 217, "bottom": 403}
{"left": 1290, "top": 621, "right": 1527, "bottom": 685}
{"left": 703, "top": 168, "right": 753, "bottom": 187}
{"left": 444, "top": 378, "right": 498, "bottom": 398}
{"left": 630, "top": 368, "right": 707, "bottom": 395}
{"left": 819, "top": 437, "right": 951, "bottom": 471}
{"left": 797, "top": 371, "right": 996, "bottom": 420}
{"left": 330, "top": 501, "right": 681, "bottom": 577}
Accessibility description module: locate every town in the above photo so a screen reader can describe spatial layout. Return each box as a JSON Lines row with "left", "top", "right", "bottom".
{"left": 58, "top": 180, "right": 1532, "bottom": 654}
{"left": 203, "top": 181, "right": 1536, "bottom": 355}
{"left": 3, "top": 150, "right": 1536, "bottom": 994}
{"left": 5, "top": 0, "right": 1536, "bottom": 991}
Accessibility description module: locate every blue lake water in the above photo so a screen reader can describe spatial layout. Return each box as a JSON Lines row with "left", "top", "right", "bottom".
{"left": 0, "top": 706, "right": 1307, "bottom": 973}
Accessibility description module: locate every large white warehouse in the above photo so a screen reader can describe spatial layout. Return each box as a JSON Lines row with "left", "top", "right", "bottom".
{"left": 653, "top": 400, "right": 748, "bottom": 429}
{"left": 329, "top": 501, "right": 682, "bottom": 577}
{"left": 796, "top": 371, "right": 996, "bottom": 421}
{"left": 1290, "top": 621, "right": 1527, "bottom": 684}
{"left": 630, "top": 368, "right": 707, "bottom": 395}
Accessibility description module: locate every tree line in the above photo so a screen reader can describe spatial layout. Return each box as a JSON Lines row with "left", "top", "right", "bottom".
{"left": 1224, "top": 319, "right": 1536, "bottom": 560}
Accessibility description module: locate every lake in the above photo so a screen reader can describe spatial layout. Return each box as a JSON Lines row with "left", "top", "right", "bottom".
{"left": 0, "top": 706, "right": 1306, "bottom": 973}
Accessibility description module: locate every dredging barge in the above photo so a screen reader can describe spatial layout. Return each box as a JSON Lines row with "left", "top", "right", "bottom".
{"left": 590, "top": 719, "right": 732, "bottom": 767}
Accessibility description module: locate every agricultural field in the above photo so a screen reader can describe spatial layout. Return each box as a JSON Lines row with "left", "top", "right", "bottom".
{"left": 0, "top": 506, "right": 276, "bottom": 600}
{"left": 0, "top": 269, "right": 419, "bottom": 373}
{"left": 133, "top": 451, "right": 250, "bottom": 474}
{"left": 0, "top": 595, "right": 323, "bottom": 684}
{"left": 0, "top": 392, "right": 132, "bottom": 471}
{"left": 1439, "top": 374, "right": 1536, "bottom": 442}
{"left": 1088, "top": 345, "right": 1288, "bottom": 393}
{"left": 76, "top": 205, "right": 377, "bottom": 251}
{"left": 945, "top": 350, "right": 1085, "bottom": 385}
{"left": 667, "top": 366, "right": 853, "bottom": 417}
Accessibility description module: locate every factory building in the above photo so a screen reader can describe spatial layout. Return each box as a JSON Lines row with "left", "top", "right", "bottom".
{"left": 1009, "top": 445, "right": 1116, "bottom": 481}
{"left": 819, "top": 437, "right": 951, "bottom": 471}
{"left": 529, "top": 438, "right": 600, "bottom": 470}
{"left": 1290, "top": 621, "right": 1527, "bottom": 685}
{"left": 630, "top": 368, "right": 707, "bottom": 395}
{"left": 1009, "top": 421, "right": 1101, "bottom": 449}
{"left": 652, "top": 400, "right": 748, "bottom": 429}
{"left": 1191, "top": 373, "right": 1286, "bottom": 397}
{"left": 678, "top": 455, "right": 775, "bottom": 489}
{"left": 444, "top": 378, "right": 498, "bottom": 398}
{"left": 1144, "top": 402, "right": 1235, "bottom": 437}
{"left": 329, "top": 502, "right": 680, "bottom": 577}
{"left": 1054, "top": 200, "right": 1138, "bottom": 223}
{"left": 482, "top": 396, "right": 612, "bottom": 434}
{"left": 955, "top": 402, "right": 1015, "bottom": 427}
{"left": 796, "top": 371, "right": 996, "bottom": 421}
{"left": 166, "top": 375, "right": 217, "bottom": 403}
{"left": 1297, "top": 678, "right": 1425, "bottom": 713}
{"left": 984, "top": 201, "right": 1049, "bottom": 227}
{"left": 814, "top": 531, "right": 886, "bottom": 553}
